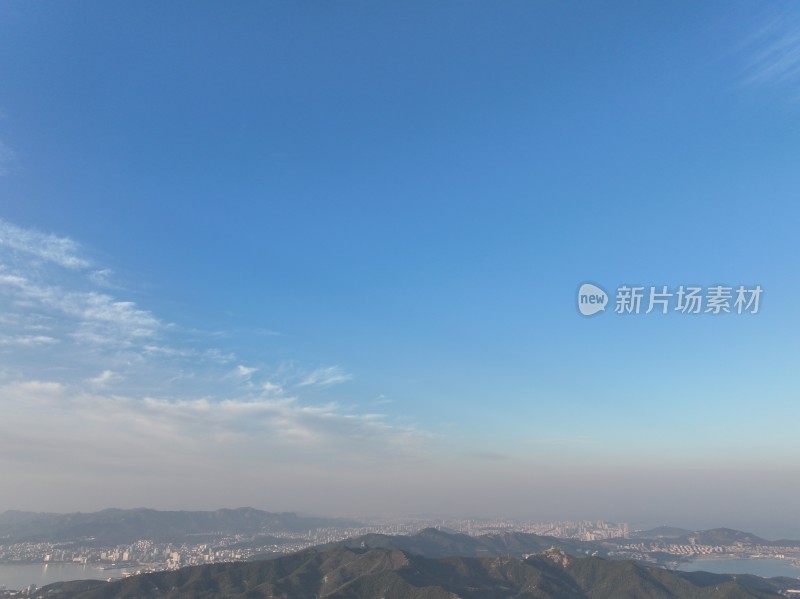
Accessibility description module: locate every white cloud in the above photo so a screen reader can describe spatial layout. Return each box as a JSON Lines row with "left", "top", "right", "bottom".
{"left": 0, "top": 334, "right": 58, "bottom": 346}
{"left": 4, "top": 380, "right": 64, "bottom": 397}
{"left": 0, "top": 273, "right": 161, "bottom": 344}
{"left": 298, "top": 365, "right": 352, "bottom": 388}
{"left": 203, "top": 348, "right": 237, "bottom": 363}
{"left": 234, "top": 364, "right": 258, "bottom": 378}
{"left": 80, "top": 292, "right": 161, "bottom": 337}
{"left": 0, "top": 219, "right": 90, "bottom": 269}
{"left": 262, "top": 381, "right": 283, "bottom": 395}
{"left": 142, "top": 344, "right": 193, "bottom": 358}
{"left": 88, "top": 268, "right": 115, "bottom": 287}
{"left": 0, "top": 379, "right": 431, "bottom": 473}
{"left": 89, "top": 369, "right": 119, "bottom": 386}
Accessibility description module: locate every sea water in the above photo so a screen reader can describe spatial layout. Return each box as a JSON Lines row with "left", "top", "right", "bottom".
{"left": 678, "top": 557, "right": 800, "bottom": 580}
{"left": 0, "top": 562, "right": 132, "bottom": 591}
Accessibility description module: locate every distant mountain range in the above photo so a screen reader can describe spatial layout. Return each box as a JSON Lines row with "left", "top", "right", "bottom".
{"left": 5, "top": 507, "right": 796, "bottom": 550}
{"left": 38, "top": 543, "right": 798, "bottom": 599}
{"left": 3, "top": 506, "right": 798, "bottom": 557}
{"left": 0, "top": 507, "right": 360, "bottom": 545}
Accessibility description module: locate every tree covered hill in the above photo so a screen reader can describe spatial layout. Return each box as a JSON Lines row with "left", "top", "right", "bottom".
{"left": 37, "top": 545, "right": 794, "bottom": 599}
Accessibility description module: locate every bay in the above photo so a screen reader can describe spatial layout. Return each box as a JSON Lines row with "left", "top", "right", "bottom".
{"left": 678, "top": 557, "right": 800, "bottom": 579}
{"left": 0, "top": 562, "right": 133, "bottom": 591}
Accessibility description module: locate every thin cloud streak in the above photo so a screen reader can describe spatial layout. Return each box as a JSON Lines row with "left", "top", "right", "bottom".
{"left": 298, "top": 365, "right": 353, "bottom": 388}
{"left": 0, "top": 334, "right": 58, "bottom": 346}
{"left": 740, "top": 11, "right": 800, "bottom": 96}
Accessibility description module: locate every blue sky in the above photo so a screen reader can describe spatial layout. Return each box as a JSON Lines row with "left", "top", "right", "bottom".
{"left": 1, "top": 2, "right": 799, "bottom": 537}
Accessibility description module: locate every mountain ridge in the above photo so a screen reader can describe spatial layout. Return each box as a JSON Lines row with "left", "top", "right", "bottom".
{"left": 35, "top": 544, "right": 795, "bottom": 599}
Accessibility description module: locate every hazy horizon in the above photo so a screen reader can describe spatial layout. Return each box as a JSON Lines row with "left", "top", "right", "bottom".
{"left": 1, "top": 3, "right": 799, "bottom": 543}
{"left": 1, "top": 504, "right": 798, "bottom": 543}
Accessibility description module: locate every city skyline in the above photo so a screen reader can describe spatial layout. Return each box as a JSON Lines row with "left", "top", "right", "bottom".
{"left": 1, "top": 2, "right": 799, "bottom": 539}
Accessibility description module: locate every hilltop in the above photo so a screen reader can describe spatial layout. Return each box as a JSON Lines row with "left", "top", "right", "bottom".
{"left": 318, "top": 526, "right": 607, "bottom": 559}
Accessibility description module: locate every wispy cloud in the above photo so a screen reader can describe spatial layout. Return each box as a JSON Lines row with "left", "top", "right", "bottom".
{"left": 235, "top": 364, "right": 258, "bottom": 377}
{"left": 88, "top": 369, "right": 119, "bottom": 387}
{"left": 298, "top": 365, "right": 352, "bottom": 388}
{"left": 201, "top": 349, "right": 236, "bottom": 365}
{"left": 739, "top": 10, "right": 800, "bottom": 97}
{"left": 0, "top": 219, "right": 90, "bottom": 269}
{"left": 0, "top": 272, "right": 162, "bottom": 345}
{"left": 262, "top": 381, "right": 283, "bottom": 395}
{"left": 79, "top": 292, "right": 162, "bottom": 339}
{"left": 0, "top": 221, "right": 162, "bottom": 354}
{"left": 88, "top": 268, "right": 115, "bottom": 287}
{"left": 0, "top": 219, "right": 431, "bottom": 498}
{"left": 0, "top": 334, "right": 58, "bottom": 346}
{"left": 0, "top": 379, "right": 430, "bottom": 473}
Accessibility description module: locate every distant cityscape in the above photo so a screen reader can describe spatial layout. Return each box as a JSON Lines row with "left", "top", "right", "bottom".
{"left": 3, "top": 517, "right": 799, "bottom": 581}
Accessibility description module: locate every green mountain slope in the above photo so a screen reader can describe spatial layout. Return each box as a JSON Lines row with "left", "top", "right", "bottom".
{"left": 328, "top": 527, "right": 604, "bottom": 559}
{"left": 36, "top": 546, "right": 788, "bottom": 599}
